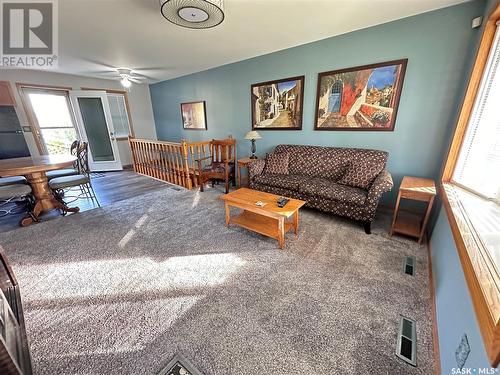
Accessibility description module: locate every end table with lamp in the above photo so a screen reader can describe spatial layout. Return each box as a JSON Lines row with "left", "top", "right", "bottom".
{"left": 238, "top": 131, "right": 262, "bottom": 186}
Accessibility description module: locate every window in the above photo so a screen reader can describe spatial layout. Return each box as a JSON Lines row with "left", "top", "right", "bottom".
{"left": 107, "top": 93, "right": 131, "bottom": 138}
{"left": 452, "top": 24, "right": 500, "bottom": 201}
{"left": 442, "top": 6, "right": 500, "bottom": 367}
{"left": 20, "top": 87, "right": 78, "bottom": 155}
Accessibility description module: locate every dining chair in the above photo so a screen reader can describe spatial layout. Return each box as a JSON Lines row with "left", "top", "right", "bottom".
{"left": 0, "top": 184, "right": 34, "bottom": 218}
{"left": 46, "top": 140, "right": 80, "bottom": 180}
{"left": 196, "top": 137, "right": 236, "bottom": 194}
{"left": 49, "top": 142, "right": 100, "bottom": 211}
{"left": 0, "top": 176, "right": 27, "bottom": 186}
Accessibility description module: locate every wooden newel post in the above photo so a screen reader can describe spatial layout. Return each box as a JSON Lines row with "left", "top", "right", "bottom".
{"left": 181, "top": 139, "right": 193, "bottom": 190}
{"left": 128, "top": 136, "right": 138, "bottom": 173}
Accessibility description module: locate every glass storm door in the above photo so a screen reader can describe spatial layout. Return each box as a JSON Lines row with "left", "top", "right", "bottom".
{"left": 69, "top": 91, "right": 122, "bottom": 171}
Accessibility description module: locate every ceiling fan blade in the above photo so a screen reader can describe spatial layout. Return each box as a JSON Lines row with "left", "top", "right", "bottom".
{"left": 134, "top": 67, "right": 170, "bottom": 72}
{"left": 130, "top": 72, "right": 156, "bottom": 80}
{"left": 80, "top": 57, "right": 118, "bottom": 70}
{"left": 85, "top": 70, "right": 118, "bottom": 75}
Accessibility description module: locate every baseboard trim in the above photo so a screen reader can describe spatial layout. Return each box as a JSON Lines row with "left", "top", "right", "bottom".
{"left": 427, "top": 241, "right": 442, "bottom": 375}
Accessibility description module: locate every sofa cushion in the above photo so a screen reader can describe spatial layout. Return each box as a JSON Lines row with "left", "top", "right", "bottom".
{"left": 263, "top": 152, "right": 289, "bottom": 175}
{"left": 274, "top": 144, "right": 387, "bottom": 181}
{"left": 288, "top": 149, "right": 347, "bottom": 180}
{"left": 299, "top": 178, "right": 367, "bottom": 206}
{"left": 338, "top": 161, "right": 384, "bottom": 189}
{"left": 254, "top": 173, "right": 302, "bottom": 191}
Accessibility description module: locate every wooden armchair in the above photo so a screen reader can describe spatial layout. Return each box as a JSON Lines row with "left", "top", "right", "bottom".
{"left": 196, "top": 137, "right": 236, "bottom": 194}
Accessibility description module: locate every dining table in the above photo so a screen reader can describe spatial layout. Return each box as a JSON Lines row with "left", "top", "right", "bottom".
{"left": 0, "top": 155, "right": 80, "bottom": 226}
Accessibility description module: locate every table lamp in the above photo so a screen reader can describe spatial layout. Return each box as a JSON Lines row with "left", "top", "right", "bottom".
{"left": 244, "top": 131, "right": 262, "bottom": 159}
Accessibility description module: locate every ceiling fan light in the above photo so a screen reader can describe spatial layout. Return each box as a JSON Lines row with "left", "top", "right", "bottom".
{"left": 120, "top": 77, "right": 132, "bottom": 88}
{"left": 160, "top": 0, "right": 224, "bottom": 29}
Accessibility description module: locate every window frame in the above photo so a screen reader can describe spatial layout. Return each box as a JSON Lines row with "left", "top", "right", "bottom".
{"left": 16, "top": 83, "right": 76, "bottom": 155}
{"left": 441, "top": 3, "right": 500, "bottom": 366}
{"left": 80, "top": 87, "right": 135, "bottom": 140}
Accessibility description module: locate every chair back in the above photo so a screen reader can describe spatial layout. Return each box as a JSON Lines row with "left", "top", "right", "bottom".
{"left": 70, "top": 140, "right": 80, "bottom": 156}
{"left": 76, "top": 142, "right": 90, "bottom": 175}
{"left": 70, "top": 140, "right": 80, "bottom": 168}
{"left": 210, "top": 137, "right": 236, "bottom": 163}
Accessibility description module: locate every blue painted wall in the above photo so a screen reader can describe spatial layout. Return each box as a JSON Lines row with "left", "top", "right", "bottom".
{"left": 430, "top": 0, "right": 498, "bottom": 373}
{"left": 150, "top": 0, "right": 486, "bottom": 205}
{"left": 431, "top": 209, "right": 492, "bottom": 373}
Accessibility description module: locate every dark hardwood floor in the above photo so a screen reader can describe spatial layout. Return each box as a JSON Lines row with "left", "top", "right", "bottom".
{"left": 0, "top": 170, "right": 170, "bottom": 234}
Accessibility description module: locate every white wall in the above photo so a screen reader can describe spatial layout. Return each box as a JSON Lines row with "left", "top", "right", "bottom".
{"left": 0, "top": 69, "right": 157, "bottom": 166}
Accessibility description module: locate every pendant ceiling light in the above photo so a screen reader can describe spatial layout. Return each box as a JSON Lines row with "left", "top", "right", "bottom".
{"left": 160, "top": 0, "right": 224, "bottom": 29}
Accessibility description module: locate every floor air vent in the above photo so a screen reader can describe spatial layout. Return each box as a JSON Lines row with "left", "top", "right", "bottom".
{"left": 404, "top": 256, "right": 415, "bottom": 276}
{"left": 158, "top": 353, "right": 203, "bottom": 375}
{"left": 396, "top": 316, "right": 417, "bottom": 366}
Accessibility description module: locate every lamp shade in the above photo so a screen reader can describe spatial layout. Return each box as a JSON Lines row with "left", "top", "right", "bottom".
{"left": 244, "top": 131, "right": 262, "bottom": 140}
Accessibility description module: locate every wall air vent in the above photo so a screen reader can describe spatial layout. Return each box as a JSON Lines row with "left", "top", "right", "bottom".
{"left": 396, "top": 316, "right": 417, "bottom": 366}
{"left": 404, "top": 256, "right": 415, "bottom": 276}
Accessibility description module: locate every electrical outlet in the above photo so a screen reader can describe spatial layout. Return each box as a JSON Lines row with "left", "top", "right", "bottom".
{"left": 455, "top": 333, "right": 471, "bottom": 369}
{"left": 472, "top": 16, "right": 483, "bottom": 29}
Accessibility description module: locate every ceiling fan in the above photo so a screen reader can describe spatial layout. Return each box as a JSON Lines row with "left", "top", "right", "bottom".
{"left": 79, "top": 58, "right": 169, "bottom": 88}
{"left": 116, "top": 68, "right": 141, "bottom": 89}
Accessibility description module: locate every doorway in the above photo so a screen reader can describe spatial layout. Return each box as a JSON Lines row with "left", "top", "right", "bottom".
{"left": 69, "top": 91, "right": 122, "bottom": 171}
{"left": 20, "top": 86, "right": 123, "bottom": 171}
{"left": 328, "top": 80, "right": 343, "bottom": 113}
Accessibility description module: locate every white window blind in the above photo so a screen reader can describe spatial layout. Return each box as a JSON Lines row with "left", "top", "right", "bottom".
{"left": 107, "top": 94, "right": 130, "bottom": 137}
{"left": 453, "top": 24, "right": 500, "bottom": 202}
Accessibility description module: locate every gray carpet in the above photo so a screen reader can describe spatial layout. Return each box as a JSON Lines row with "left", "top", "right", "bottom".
{"left": 0, "top": 186, "right": 435, "bottom": 375}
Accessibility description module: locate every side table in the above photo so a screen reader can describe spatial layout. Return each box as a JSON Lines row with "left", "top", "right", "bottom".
{"left": 237, "top": 157, "right": 259, "bottom": 187}
{"left": 390, "top": 176, "right": 436, "bottom": 244}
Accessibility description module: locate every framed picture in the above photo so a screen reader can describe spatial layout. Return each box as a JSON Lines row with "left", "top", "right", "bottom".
{"left": 181, "top": 101, "right": 207, "bottom": 130}
{"left": 314, "top": 59, "right": 407, "bottom": 131}
{"left": 251, "top": 76, "right": 304, "bottom": 130}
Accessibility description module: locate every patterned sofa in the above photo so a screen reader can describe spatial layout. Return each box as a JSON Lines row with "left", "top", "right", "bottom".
{"left": 248, "top": 144, "right": 393, "bottom": 233}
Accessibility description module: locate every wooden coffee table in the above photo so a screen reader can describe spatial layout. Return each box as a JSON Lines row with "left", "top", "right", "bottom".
{"left": 220, "top": 188, "right": 306, "bottom": 249}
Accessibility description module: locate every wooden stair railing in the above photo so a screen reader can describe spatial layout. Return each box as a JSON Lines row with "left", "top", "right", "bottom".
{"left": 129, "top": 137, "right": 193, "bottom": 189}
{"left": 129, "top": 137, "right": 236, "bottom": 190}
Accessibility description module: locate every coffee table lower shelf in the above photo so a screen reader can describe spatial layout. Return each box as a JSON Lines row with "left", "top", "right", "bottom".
{"left": 230, "top": 210, "right": 293, "bottom": 241}
{"left": 220, "top": 188, "right": 305, "bottom": 250}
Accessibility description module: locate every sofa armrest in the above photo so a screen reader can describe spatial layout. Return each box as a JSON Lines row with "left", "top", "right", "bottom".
{"left": 367, "top": 169, "right": 393, "bottom": 205}
{"left": 248, "top": 159, "right": 266, "bottom": 182}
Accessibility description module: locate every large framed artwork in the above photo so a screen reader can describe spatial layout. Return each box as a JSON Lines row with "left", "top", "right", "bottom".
{"left": 251, "top": 76, "right": 304, "bottom": 130}
{"left": 314, "top": 59, "right": 407, "bottom": 131}
{"left": 181, "top": 101, "right": 207, "bottom": 130}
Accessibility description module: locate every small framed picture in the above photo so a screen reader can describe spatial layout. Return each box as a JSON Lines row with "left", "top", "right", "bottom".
{"left": 180, "top": 101, "right": 207, "bottom": 130}
{"left": 251, "top": 76, "right": 304, "bottom": 130}
{"left": 314, "top": 59, "right": 407, "bottom": 131}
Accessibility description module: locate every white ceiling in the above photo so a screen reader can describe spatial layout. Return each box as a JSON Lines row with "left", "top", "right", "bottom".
{"left": 58, "top": 0, "right": 469, "bottom": 83}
